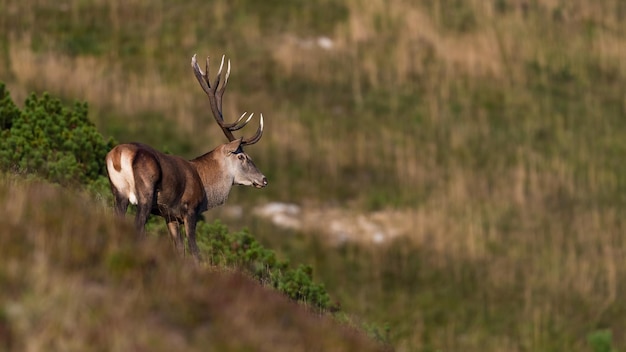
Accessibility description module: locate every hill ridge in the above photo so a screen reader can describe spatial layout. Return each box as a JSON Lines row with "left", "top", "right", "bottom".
{"left": 0, "top": 175, "right": 385, "bottom": 351}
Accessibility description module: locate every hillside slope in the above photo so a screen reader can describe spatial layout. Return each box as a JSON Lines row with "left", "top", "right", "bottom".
{"left": 0, "top": 175, "right": 383, "bottom": 352}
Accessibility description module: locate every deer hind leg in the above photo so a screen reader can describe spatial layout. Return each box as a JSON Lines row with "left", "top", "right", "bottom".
{"left": 134, "top": 203, "right": 152, "bottom": 236}
{"left": 132, "top": 150, "right": 160, "bottom": 236}
{"left": 112, "top": 189, "right": 130, "bottom": 217}
{"left": 166, "top": 220, "right": 184, "bottom": 255}
{"left": 132, "top": 179, "right": 156, "bottom": 236}
{"left": 133, "top": 183, "right": 155, "bottom": 236}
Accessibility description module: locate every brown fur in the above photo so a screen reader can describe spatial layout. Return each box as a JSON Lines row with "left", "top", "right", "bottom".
{"left": 110, "top": 146, "right": 123, "bottom": 172}
{"left": 105, "top": 140, "right": 266, "bottom": 258}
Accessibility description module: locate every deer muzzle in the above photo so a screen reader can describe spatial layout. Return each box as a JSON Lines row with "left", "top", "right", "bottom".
{"left": 254, "top": 176, "right": 268, "bottom": 189}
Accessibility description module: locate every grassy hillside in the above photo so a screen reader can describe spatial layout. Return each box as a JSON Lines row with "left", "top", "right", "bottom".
{"left": 0, "top": 175, "right": 383, "bottom": 351}
{"left": 2, "top": 0, "right": 625, "bottom": 206}
{"left": 2, "top": 1, "right": 626, "bottom": 351}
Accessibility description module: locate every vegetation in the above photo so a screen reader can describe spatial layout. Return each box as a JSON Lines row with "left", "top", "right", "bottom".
{"left": 0, "top": 83, "right": 115, "bottom": 185}
{"left": 2, "top": 0, "right": 626, "bottom": 351}
{"left": 196, "top": 220, "right": 330, "bottom": 310}
{"left": 0, "top": 84, "right": 332, "bottom": 312}
{"left": 0, "top": 176, "right": 380, "bottom": 351}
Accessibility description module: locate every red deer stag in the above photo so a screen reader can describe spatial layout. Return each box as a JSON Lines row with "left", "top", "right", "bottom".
{"left": 106, "top": 54, "right": 267, "bottom": 258}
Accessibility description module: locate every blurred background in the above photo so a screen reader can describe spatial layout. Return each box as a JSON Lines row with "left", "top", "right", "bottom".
{"left": 1, "top": 0, "right": 625, "bottom": 350}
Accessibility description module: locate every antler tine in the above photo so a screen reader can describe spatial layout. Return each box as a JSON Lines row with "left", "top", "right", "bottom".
{"left": 192, "top": 54, "right": 235, "bottom": 141}
{"left": 220, "top": 59, "right": 231, "bottom": 113}
{"left": 192, "top": 53, "right": 266, "bottom": 145}
{"left": 228, "top": 112, "right": 255, "bottom": 132}
{"left": 225, "top": 59, "right": 231, "bottom": 86}
{"left": 241, "top": 113, "right": 264, "bottom": 146}
{"left": 212, "top": 56, "right": 223, "bottom": 103}
{"left": 191, "top": 54, "right": 211, "bottom": 95}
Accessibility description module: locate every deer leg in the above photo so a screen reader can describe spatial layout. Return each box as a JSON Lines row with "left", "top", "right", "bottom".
{"left": 132, "top": 163, "right": 158, "bottom": 236}
{"left": 115, "top": 198, "right": 129, "bottom": 217}
{"left": 131, "top": 150, "right": 160, "bottom": 236}
{"left": 133, "top": 187, "right": 153, "bottom": 236}
{"left": 166, "top": 220, "right": 184, "bottom": 255}
{"left": 111, "top": 188, "right": 130, "bottom": 217}
{"left": 183, "top": 215, "right": 200, "bottom": 259}
{"left": 134, "top": 203, "right": 151, "bottom": 236}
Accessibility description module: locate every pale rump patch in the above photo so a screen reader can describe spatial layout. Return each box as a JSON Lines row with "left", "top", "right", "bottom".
{"left": 106, "top": 149, "right": 138, "bottom": 205}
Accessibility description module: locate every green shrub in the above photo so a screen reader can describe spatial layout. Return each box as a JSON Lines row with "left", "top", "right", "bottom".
{"left": 0, "top": 83, "right": 20, "bottom": 131}
{"left": 197, "top": 220, "right": 330, "bottom": 310}
{"left": 0, "top": 82, "right": 115, "bottom": 185}
{"left": 276, "top": 264, "right": 330, "bottom": 309}
{"left": 587, "top": 330, "right": 615, "bottom": 352}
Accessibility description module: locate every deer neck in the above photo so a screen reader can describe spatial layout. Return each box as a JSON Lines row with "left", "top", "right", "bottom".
{"left": 190, "top": 151, "right": 234, "bottom": 209}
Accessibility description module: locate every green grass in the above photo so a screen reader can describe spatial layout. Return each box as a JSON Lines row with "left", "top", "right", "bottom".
{"left": 238, "top": 218, "right": 626, "bottom": 351}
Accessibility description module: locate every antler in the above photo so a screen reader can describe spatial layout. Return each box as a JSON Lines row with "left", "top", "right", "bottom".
{"left": 191, "top": 54, "right": 264, "bottom": 145}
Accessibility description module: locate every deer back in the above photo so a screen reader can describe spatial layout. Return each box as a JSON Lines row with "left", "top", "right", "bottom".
{"left": 106, "top": 143, "right": 206, "bottom": 218}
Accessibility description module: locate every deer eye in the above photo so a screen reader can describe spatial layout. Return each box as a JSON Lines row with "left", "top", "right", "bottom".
{"left": 237, "top": 154, "right": 245, "bottom": 161}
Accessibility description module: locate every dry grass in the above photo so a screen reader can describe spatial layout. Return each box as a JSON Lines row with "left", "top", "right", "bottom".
{"left": 6, "top": 38, "right": 197, "bottom": 133}
{"left": 0, "top": 175, "right": 385, "bottom": 352}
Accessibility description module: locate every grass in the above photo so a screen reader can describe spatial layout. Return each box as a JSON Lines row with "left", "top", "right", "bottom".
{"left": 2, "top": 0, "right": 626, "bottom": 350}
{"left": 0, "top": 175, "right": 384, "bottom": 351}
{"left": 239, "top": 212, "right": 626, "bottom": 351}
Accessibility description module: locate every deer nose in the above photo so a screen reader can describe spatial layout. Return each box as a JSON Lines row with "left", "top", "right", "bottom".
{"left": 262, "top": 177, "right": 268, "bottom": 187}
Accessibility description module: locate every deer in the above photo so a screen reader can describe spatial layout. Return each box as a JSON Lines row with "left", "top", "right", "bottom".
{"left": 105, "top": 54, "right": 268, "bottom": 259}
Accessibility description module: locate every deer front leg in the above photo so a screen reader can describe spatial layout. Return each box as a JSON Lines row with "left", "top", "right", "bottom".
{"left": 183, "top": 214, "right": 200, "bottom": 259}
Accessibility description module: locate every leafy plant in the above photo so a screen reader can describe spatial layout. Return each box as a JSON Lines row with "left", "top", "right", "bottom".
{"left": 0, "top": 83, "right": 20, "bottom": 131}
{"left": 587, "top": 330, "right": 615, "bottom": 352}
{"left": 196, "top": 220, "right": 330, "bottom": 310}
{"left": 0, "top": 82, "right": 115, "bottom": 185}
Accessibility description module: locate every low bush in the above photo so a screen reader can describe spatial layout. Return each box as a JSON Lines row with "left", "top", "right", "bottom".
{"left": 197, "top": 220, "right": 330, "bottom": 310}
{"left": 0, "top": 82, "right": 115, "bottom": 185}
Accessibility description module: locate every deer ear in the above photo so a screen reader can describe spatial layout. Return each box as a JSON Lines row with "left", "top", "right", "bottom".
{"left": 224, "top": 138, "right": 243, "bottom": 154}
